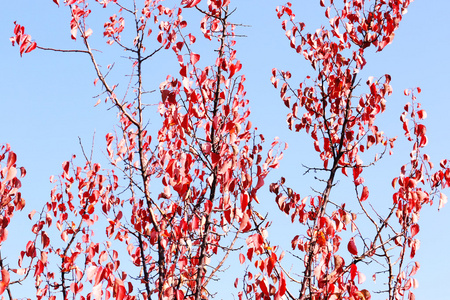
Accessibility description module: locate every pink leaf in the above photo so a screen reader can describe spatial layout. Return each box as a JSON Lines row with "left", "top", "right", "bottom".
{"left": 358, "top": 271, "right": 366, "bottom": 284}
{"left": 5, "top": 167, "right": 17, "bottom": 181}
{"left": 314, "top": 258, "right": 325, "bottom": 279}
{"left": 10, "top": 268, "right": 27, "bottom": 275}
{"left": 439, "top": 192, "right": 447, "bottom": 210}
{"left": 87, "top": 266, "right": 98, "bottom": 282}
{"left": 92, "top": 283, "right": 102, "bottom": 300}
{"left": 85, "top": 28, "right": 93, "bottom": 38}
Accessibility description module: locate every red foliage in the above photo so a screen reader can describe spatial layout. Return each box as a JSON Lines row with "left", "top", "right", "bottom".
{"left": 242, "top": 1, "right": 450, "bottom": 300}
{"left": 8, "top": 1, "right": 282, "bottom": 299}
{"left": 6, "top": 0, "right": 450, "bottom": 300}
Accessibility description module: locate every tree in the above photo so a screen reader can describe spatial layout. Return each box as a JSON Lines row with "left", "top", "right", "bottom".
{"left": 6, "top": 0, "right": 450, "bottom": 300}
{"left": 239, "top": 1, "right": 450, "bottom": 300}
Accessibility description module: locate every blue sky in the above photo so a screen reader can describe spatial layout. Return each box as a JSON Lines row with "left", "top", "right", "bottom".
{"left": 2, "top": 0, "right": 450, "bottom": 299}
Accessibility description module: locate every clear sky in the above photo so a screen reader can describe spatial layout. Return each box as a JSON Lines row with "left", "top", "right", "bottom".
{"left": 1, "top": 0, "right": 450, "bottom": 299}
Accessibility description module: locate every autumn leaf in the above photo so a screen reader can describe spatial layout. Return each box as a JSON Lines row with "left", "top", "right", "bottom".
{"left": 360, "top": 186, "right": 369, "bottom": 202}
{"left": 348, "top": 237, "right": 358, "bottom": 256}
{"left": 239, "top": 253, "right": 245, "bottom": 264}
{"left": 410, "top": 223, "right": 419, "bottom": 237}
{"left": 0, "top": 269, "right": 10, "bottom": 295}
{"left": 239, "top": 211, "right": 252, "bottom": 233}
{"left": 190, "top": 52, "right": 200, "bottom": 65}
{"left": 439, "top": 192, "right": 447, "bottom": 210}
{"left": 182, "top": 0, "right": 201, "bottom": 8}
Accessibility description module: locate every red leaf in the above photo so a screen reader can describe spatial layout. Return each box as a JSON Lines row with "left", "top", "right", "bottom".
{"left": 239, "top": 211, "right": 251, "bottom": 233}
{"left": 410, "top": 223, "right": 419, "bottom": 237}
{"left": 190, "top": 52, "right": 200, "bottom": 65}
{"left": 0, "top": 282, "right": 6, "bottom": 296}
{"left": 20, "top": 166, "right": 26, "bottom": 178}
{"left": 26, "top": 241, "right": 36, "bottom": 258}
{"left": 41, "top": 231, "right": 50, "bottom": 248}
{"left": 325, "top": 7, "right": 330, "bottom": 18}
{"left": 25, "top": 41, "right": 37, "bottom": 53}
{"left": 410, "top": 239, "right": 420, "bottom": 258}
{"left": 240, "top": 193, "right": 249, "bottom": 210}
{"left": 113, "top": 278, "right": 126, "bottom": 300}
{"left": 259, "top": 277, "right": 269, "bottom": 296}
{"left": 347, "top": 237, "right": 358, "bottom": 256}
{"left": 417, "top": 109, "right": 427, "bottom": 120}
{"left": 247, "top": 248, "right": 254, "bottom": 261}
{"left": 6, "top": 151, "right": 16, "bottom": 169}
{"left": 28, "top": 210, "right": 36, "bottom": 220}
{"left": 182, "top": 0, "right": 201, "bottom": 8}
{"left": 279, "top": 271, "right": 286, "bottom": 296}
{"left": 246, "top": 234, "right": 264, "bottom": 253}
{"left": 70, "top": 282, "right": 81, "bottom": 295}
{"left": 239, "top": 253, "right": 245, "bottom": 264}
{"left": 62, "top": 161, "right": 70, "bottom": 178}
{"left": 188, "top": 33, "right": 196, "bottom": 44}
{"left": 360, "top": 186, "right": 369, "bottom": 202}
{"left": 211, "top": 153, "right": 220, "bottom": 168}
{"left": 0, "top": 269, "right": 10, "bottom": 295}
{"left": 175, "top": 290, "right": 184, "bottom": 300}
{"left": 267, "top": 253, "right": 276, "bottom": 276}
{"left": 34, "top": 260, "right": 44, "bottom": 277}
{"left": 254, "top": 174, "right": 265, "bottom": 191}
{"left": 350, "top": 264, "right": 357, "bottom": 281}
